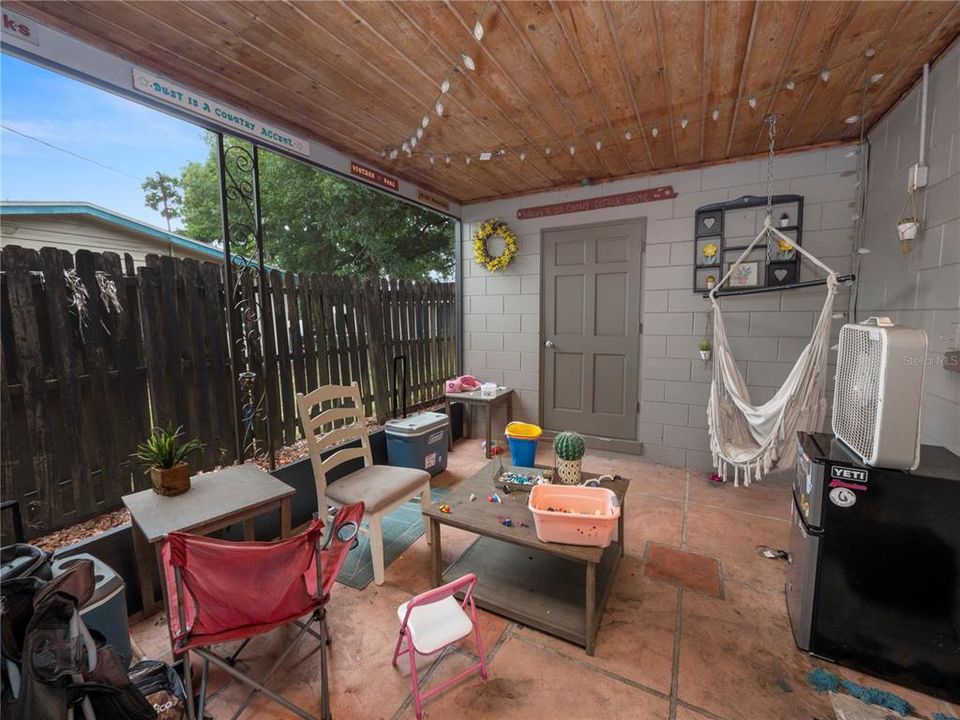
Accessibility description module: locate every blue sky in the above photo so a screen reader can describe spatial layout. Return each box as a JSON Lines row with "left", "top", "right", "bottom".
{"left": 1, "top": 53, "right": 209, "bottom": 231}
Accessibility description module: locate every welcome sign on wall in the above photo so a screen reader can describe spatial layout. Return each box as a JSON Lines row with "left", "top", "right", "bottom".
{"left": 132, "top": 68, "right": 311, "bottom": 157}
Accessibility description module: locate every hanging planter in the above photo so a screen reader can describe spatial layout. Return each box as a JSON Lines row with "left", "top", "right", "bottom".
{"left": 705, "top": 274, "right": 717, "bottom": 290}
{"left": 699, "top": 338, "right": 712, "bottom": 361}
{"left": 897, "top": 217, "right": 920, "bottom": 242}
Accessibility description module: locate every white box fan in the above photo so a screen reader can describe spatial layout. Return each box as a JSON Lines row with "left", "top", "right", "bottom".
{"left": 832, "top": 317, "right": 927, "bottom": 470}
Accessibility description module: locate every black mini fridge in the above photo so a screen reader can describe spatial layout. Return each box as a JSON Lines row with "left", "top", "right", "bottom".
{"left": 787, "top": 432, "right": 960, "bottom": 702}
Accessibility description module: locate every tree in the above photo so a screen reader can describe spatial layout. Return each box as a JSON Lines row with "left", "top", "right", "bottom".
{"left": 141, "top": 172, "right": 183, "bottom": 231}
{"left": 177, "top": 135, "right": 454, "bottom": 280}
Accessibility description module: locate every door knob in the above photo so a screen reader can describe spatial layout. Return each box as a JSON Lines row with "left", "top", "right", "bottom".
{"left": 544, "top": 339, "right": 555, "bottom": 348}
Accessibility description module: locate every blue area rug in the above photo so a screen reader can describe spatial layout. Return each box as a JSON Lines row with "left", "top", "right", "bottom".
{"left": 336, "top": 487, "right": 449, "bottom": 590}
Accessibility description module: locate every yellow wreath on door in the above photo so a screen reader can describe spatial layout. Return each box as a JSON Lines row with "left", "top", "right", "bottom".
{"left": 472, "top": 218, "right": 518, "bottom": 272}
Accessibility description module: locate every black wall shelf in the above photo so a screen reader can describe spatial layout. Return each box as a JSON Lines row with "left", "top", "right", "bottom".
{"left": 693, "top": 194, "right": 804, "bottom": 294}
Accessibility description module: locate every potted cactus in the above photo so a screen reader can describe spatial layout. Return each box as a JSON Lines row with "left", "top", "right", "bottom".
{"left": 554, "top": 431, "right": 586, "bottom": 485}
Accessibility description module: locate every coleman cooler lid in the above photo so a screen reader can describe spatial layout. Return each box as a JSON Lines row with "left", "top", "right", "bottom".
{"left": 384, "top": 412, "right": 448, "bottom": 437}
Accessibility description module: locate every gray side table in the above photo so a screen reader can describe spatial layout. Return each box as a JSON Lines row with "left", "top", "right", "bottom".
{"left": 444, "top": 387, "right": 514, "bottom": 458}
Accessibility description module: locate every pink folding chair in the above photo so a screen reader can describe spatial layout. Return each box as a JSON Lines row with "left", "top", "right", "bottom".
{"left": 161, "top": 502, "right": 364, "bottom": 720}
{"left": 391, "top": 573, "right": 488, "bottom": 719}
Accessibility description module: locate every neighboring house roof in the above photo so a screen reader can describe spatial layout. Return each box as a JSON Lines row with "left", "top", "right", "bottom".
{"left": 0, "top": 200, "right": 224, "bottom": 262}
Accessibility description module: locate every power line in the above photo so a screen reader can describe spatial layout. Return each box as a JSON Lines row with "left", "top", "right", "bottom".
{"left": 1, "top": 123, "right": 143, "bottom": 181}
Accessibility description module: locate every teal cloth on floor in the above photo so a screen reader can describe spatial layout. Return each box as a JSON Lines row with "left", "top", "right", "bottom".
{"left": 808, "top": 669, "right": 913, "bottom": 717}
{"left": 335, "top": 487, "right": 449, "bottom": 590}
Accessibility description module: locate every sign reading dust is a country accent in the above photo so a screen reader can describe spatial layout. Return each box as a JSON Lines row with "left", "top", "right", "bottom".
{"left": 350, "top": 162, "right": 399, "bottom": 192}
{"left": 132, "top": 68, "right": 310, "bottom": 157}
{"left": 516, "top": 186, "right": 677, "bottom": 220}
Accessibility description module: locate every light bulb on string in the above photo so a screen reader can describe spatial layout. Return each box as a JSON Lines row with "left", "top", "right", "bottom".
{"left": 712, "top": 108, "right": 720, "bottom": 121}
{"left": 595, "top": 139, "right": 602, "bottom": 151}
{"left": 465, "top": 155, "right": 471, "bottom": 165}
{"left": 435, "top": 100, "right": 444, "bottom": 117}
{"left": 380, "top": 150, "right": 386, "bottom": 158}
{"left": 786, "top": 80, "right": 795, "bottom": 91}
{"left": 651, "top": 126, "right": 658, "bottom": 137}
{"left": 545, "top": 146, "right": 551, "bottom": 155}
{"left": 429, "top": 154, "right": 435, "bottom": 165}
{"left": 461, "top": 53, "right": 476, "bottom": 71}
{"left": 421, "top": 115, "right": 430, "bottom": 129}
{"left": 870, "top": 73, "right": 884, "bottom": 84}
{"left": 440, "top": 79, "right": 450, "bottom": 94}
{"left": 473, "top": 21, "right": 484, "bottom": 41}
{"left": 445, "top": 155, "right": 451, "bottom": 165}
{"left": 416, "top": 127, "right": 423, "bottom": 139}
{"left": 680, "top": 115, "right": 688, "bottom": 129}
{"left": 624, "top": 130, "right": 632, "bottom": 140}
{"left": 389, "top": 149, "right": 399, "bottom": 160}
{"left": 569, "top": 144, "right": 576, "bottom": 156}
{"left": 820, "top": 69, "right": 830, "bottom": 83}
{"left": 401, "top": 141, "right": 409, "bottom": 152}
{"left": 410, "top": 135, "right": 417, "bottom": 148}
{"left": 748, "top": 95, "right": 758, "bottom": 109}
{"left": 519, "top": 151, "right": 526, "bottom": 161}
{"left": 864, "top": 47, "right": 876, "bottom": 58}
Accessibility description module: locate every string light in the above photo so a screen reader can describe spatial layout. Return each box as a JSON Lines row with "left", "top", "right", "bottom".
{"left": 680, "top": 115, "right": 688, "bottom": 129}
{"left": 870, "top": 73, "right": 884, "bottom": 84}
{"left": 595, "top": 139, "right": 602, "bottom": 151}
{"left": 545, "top": 146, "right": 551, "bottom": 155}
{"left": 845, "top": 115, "right": 860, "bottom": 124}
{"left": 440, "top": 79, "right": 450, "bottom": 94}
{"left": 864, "top": 47, "right": 876, "bottom": 58}
{"left": 416, "top": 127, "right": 423, "bottom": 139}
{"left": 435, "top": 100, "right": 444, "bottom": 117}
{"left": 569, "top": 144, "right": 576, "bottom": 155}
{"left": 712, "top": 108, "right": 720, "bottom": 121}
{"left": 389, "top": 149, "right": 398, "bottom": 160}
{"left": 473, "top": 21, "right": 484, "bottom": 41}
{"left": 820, "top": 68, "right": 831, "bottom": 83}
{"left": 410, "top": 135, "right": 417, "bottom": 148}
{"left": 651, "top": 126, "right": 659, "bottom": 137}
{"left": 429, "top": 154, "right": 435, "bottom": 164}
{"left": 519, "top": 151, "right": 526, "bottom": 161}
{"left": 786, "top": 80, "right": 795, "bottom": 91}
{"left": 445, "top": 155, "right": 451, "bottom": 165}
{"left": 461, "top": 53, "right": 476, "bottom": 71}
{"left": 401, "top": 141, "right": 409, "bottom": 153}
{"left": 421, "top": 115, "right": 430, "bottom": 129}
{"left": 624, "top": 130, "right": 632, "bottom": 140}
{"left": 748, "top": 95, "right": 758, "bottom": 109}
{"left": 465, "top": 155, "right": 471, "bottom": 165}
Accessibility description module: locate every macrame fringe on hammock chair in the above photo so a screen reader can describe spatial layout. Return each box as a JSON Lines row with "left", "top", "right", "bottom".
{"left": 707, "top": 216, "right": 840, "bottom": 486}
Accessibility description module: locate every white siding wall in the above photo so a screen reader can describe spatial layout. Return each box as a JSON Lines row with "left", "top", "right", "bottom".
{"left": 0, "top": 216, "right": 217, "bottom": 266}
{"left": 461, "top": 145, "right": 859, "bottom": 470}
{"left": 857, "top": 39, "right": 960, "bottom": 455}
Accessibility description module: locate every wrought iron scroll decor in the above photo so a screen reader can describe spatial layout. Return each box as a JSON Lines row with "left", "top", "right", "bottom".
{"left": 216, "top": 135, "right": 275, "bottom": 469}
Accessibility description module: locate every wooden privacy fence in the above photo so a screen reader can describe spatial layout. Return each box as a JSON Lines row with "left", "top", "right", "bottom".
{"left": 0, "top": 244, "right": 456, "bottom": 540}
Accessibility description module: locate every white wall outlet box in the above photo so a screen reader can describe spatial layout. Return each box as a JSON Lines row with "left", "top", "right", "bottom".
{"left": 908, "top": 163, "right": 928, "bottom": 191}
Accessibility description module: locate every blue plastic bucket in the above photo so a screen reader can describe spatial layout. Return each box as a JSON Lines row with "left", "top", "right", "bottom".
{"left": 505, "top": 422, "right": 542, "bottom": 467}
{"left": 507, "top": 436, "right": 538, "bottom": 467}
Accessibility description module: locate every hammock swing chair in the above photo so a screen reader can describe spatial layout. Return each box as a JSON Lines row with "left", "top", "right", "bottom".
{"left": 707, "top": 116, "right": 852, "bottom": 486}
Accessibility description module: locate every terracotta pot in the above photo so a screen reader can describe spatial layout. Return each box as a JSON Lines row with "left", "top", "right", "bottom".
{"left": 556, "top": 458, "right": 582, "bottom": 485}
{"left": 150, "top": 463, "right": 191, "bottom": 496}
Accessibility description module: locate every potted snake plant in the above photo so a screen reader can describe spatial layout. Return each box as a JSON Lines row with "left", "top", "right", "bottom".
{"left": 133, "top": 424, "right": 205, "bottom": 496}
{"left": 554, "top": 431, "right": 586, "bottom": 485}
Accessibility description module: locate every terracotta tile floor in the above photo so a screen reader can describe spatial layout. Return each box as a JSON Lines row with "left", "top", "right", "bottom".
{"left": 131, "top": 441, "right": 960, "bottom": 720}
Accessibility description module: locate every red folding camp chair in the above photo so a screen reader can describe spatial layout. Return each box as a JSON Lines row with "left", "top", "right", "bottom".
{"left": 161, "top": 502, "right": 364, "bottom": 720}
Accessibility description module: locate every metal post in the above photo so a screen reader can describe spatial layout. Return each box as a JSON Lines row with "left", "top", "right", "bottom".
{"left": 251, "top": 146, "right": 275, "bottom": 471}
{"left": 216, "top": 132, "right": 244, "bottom": 463}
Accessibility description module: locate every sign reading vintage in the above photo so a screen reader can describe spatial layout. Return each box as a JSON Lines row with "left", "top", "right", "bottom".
{"left": 350, "top": 162, "right": 399, "bottom": 192}
{"left": 132, "top": 68, "right": 311, "bottom": 157}
{"left": 516, "top": 186, "right": 677, "bottom": 220}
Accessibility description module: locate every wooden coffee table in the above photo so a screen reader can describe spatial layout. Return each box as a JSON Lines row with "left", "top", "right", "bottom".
{"left": 422, "top": 462, "right": 628, "bottom": 655}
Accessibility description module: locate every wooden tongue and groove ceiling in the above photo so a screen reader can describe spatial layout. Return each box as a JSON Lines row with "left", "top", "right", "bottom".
{"left": 10, "top": 1, "right": 960, "bottom": 205}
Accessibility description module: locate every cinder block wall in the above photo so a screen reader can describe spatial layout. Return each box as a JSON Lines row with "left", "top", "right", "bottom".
{"left": 857, "top": 39, "right": 960, "bottom": 455}
{"left": 461, "top": 145, "right": 858, "bottom": 470}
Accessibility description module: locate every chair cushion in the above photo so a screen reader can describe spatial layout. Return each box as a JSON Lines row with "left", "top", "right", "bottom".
{"left": 326, "top": 464, "right": 430, "bottom": 514}
{"left": 397, "top": 596, "right": 474, "bottom": 654}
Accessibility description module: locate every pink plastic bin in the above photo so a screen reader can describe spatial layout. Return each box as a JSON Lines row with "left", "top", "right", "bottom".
{"left": 527, "top": 484, "right": 620, "bottom": 548}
